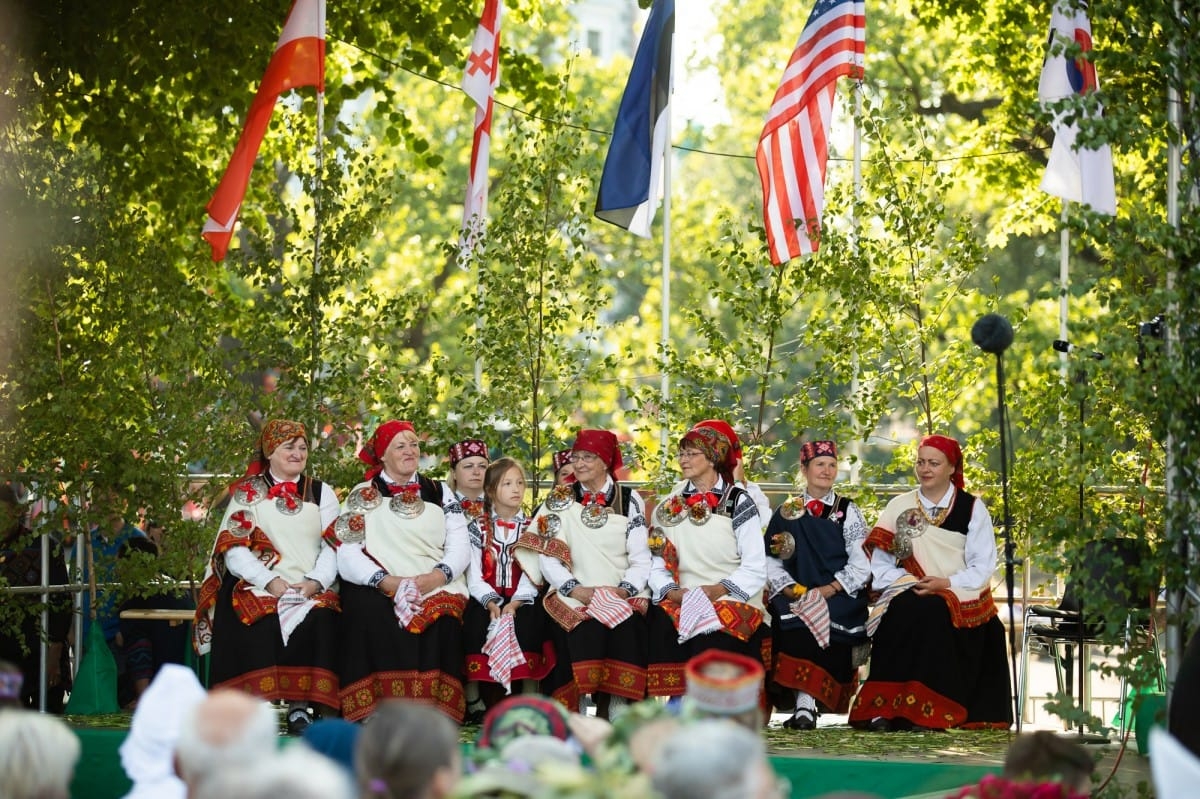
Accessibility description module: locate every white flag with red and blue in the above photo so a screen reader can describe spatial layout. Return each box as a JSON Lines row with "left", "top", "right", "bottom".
{"left": 1038, "top": 1, "right": 1116, "bottom": 214}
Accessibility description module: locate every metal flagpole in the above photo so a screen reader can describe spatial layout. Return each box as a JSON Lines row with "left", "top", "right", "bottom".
{"left": 311, "top": 0, "right": 327, "bottom": 419}
{"left": 848, "top": 81, "right": 863, "bottom": 485}
{"left": 1164, "top": 0, "right": 1187, "bottom": 704}
{"left": 1058, "top": 202, "right": 1069, "bottom": 376}
{"left": 659, "top": 24, "right": 674, "bottom": 466}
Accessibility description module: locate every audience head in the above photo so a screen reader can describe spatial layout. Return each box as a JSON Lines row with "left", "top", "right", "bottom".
{"left": 1001, "top": 731, "right": 1094, "bottom": 794}
{"left": 683, "top": 649, "right": 766, "bottom": 730}
{"left": 476, "top": 695, "right": 572, "bottom": 759}
{"left": 120, "top": 664, "right": 208, "bottom": 795}
{"left": 175, "top": 689, "right": 278, "bottom": 794}
{"left": 0, "top": 709, "right": 81, "bottom": 799}
{"left": 0, "top": 483, "right": 24, "bottom": 542}
{"left": 301, "top": 718, "right": 361, "bottom": 777}
{"left": 356, "top": 700, "right": 460, "bottom": 799}
{"left": 652, "top": 719, "right": 783, "bottom": 799}
{"left": 0, "top": 660, "right": 22, "bottom": 709}
{"left": 194, "top": 745, "right": 353, "bottom": 799}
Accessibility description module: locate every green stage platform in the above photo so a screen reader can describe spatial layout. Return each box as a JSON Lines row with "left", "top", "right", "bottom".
{"left": 69, "top": 727, "right": 997, "bottom": 799}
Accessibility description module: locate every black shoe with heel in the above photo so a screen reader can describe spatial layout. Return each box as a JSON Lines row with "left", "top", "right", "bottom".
{"left": 782, "top": 708, "right": 817, "bottom": 730}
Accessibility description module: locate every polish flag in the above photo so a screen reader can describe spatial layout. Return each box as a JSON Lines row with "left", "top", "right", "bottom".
{"left": 203, "top": 0, "right": 326, "bottom": 262}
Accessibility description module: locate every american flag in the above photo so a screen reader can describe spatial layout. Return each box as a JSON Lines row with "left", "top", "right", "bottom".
{"left": 756, "top": 0, "right": 865, "bottom": 264}
{"left": 460, "top": 0, "right": 503, "bottom": 262}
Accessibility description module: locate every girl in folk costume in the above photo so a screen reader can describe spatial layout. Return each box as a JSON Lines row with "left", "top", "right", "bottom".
{"left": 849, "top": 435, "right": 1012, "bottom": 731}
{"left": 194, "top": 420, "right": 341, "bottom": 733}
{"left": 333, "top": 420, "right": 472, "bottom": 722}
{"left": 646, "top": 420, "right": 769, "bottom": 700}
{"left": 764, "top": 440, "right": 870, "bottom": 730}
{"left": 462, "top": 458, "right": 556, "bottom": 721}
{"left": 531, "top": 429, "right": 651, "bottom": 718}
{"left": 444, "top": 438, "right": 490, "bottom": 525}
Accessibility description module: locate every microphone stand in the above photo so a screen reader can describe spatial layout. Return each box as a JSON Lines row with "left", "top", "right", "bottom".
{"left": 993, "top": 348, "right": 1021, "bottom": 732}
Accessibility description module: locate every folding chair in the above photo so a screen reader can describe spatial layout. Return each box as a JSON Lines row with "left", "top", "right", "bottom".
{"left": 1017, "top": 537, "right": 1162, "bottom": 737}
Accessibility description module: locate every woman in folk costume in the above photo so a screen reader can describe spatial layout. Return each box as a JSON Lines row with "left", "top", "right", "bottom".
{"left": 849, "top": 434, "right": 1012, "bottom": 731}
{"left": 462, "top": 458, "right": 556, "bottom": 721}
{"left": 646, "top": 420, "right": 769, "bottom": 700}
{"left": 531, "top": 429, "right": 651, "bottom": 718}
{"left": 551, "top": 448, "right": 575, "bottom": 486}
{"left": 194, "top": 419, "right": 341, "bottom": 733}
{"left": 443, "top": 438, "right": 490, "bottom": 525}
{"left": 333, "top": 420, "right": 472, "bottom": 722}
{"left": 764, "top": 440, "right": 870, "bottom": 730}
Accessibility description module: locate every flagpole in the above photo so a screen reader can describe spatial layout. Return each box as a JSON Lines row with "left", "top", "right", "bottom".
{"left": 1058, "top": 201, "right": 1069, "bottom": 377}
{"left": 660, "top": 57, "right": 673, "bottom": 467}
{"left": 849, "top": 80, "right": 863, "bottom": 485}
{"left": 311, "top": 87, "right": 324, "bottom": 395}
{"left": 1164, "top": 0, "right": 1186, "bottom": 702}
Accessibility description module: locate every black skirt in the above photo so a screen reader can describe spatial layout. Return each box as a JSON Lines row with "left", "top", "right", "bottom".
{"left": 337, "top": 582, "right": 466, "bottom": 722}
{"left": 645, "top": 604, "right": 771, "bottom": 698}
{"left": 541, "top": 611, "right": 648, "bottom": 711}
{"left": 849, "top": 590, "right": 1012, "bottom": 729}
{"left": 208, "top": 574, "right": 340, "bottom": 708}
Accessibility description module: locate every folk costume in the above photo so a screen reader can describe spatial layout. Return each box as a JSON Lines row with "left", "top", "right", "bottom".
{"left": 848, "top": 436, "right": 1012, "bottom": 730}
{"left": 533, "top": 429, "right": 651, "bottom": 713}
{"left": 334, "top": 421, "right": 472, "bottom": 722}
{"left": 463, "top": 510, "right": 556, "bottom": 695}
{"left": 194, "top": 420, "right": 341, "bottom": 711}
{"left": 646, "top": 422, "right": 769, "bottom": 698}
{"left": 765, "top": 441, "right": 870, "bottom": 721}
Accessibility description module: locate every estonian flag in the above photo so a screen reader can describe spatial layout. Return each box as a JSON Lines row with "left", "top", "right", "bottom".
{"left": 594, "top": 0, "right": 674, "bottom": 238}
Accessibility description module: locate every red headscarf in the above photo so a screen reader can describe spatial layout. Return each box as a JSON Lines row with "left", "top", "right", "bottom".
{"left": 571, "top": 429, "right": 623, "bottom": 474}
{"left": 681, "top": 423, "right": 736, "bottom": 484}
{"left": 696, "top": 419, "right": 742, "bottom": 461}
{"left": 358, "top": 420, "right": 416, "bottom": 480}
{"left": 245, "top": 419, "right": 307, "bottom": 477}
{"left": 918, "top": 434, "right": 964, "bottom": 490}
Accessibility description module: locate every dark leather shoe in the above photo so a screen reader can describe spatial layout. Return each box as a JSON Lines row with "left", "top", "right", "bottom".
{"left": 782, "top": 709, "right": 817, "bottom": 730}
{"left": 868, "top": 716, "right": 892, "bottom": 732}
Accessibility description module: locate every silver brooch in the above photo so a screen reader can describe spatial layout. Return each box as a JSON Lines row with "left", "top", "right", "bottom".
{"left": 233, "top": 477, "right": 269, "bottom": 507}
{"left": 580, "top": 504, "right": 610, "bottom": 529}
{"left": 653, "top": 496, "right": 687, "bottom": 527}
{"left": 347, "top": 486, "right": 384, "bottom": 512}
{"left": 545, "top": 485, "right": 573, "bottom": 512}
{"left": 335, "top": 512, "right": 367, "bottom": 544}
{"left": 389, "top": 492, "right": 424, "bottom": 519}
{"left": 892, "top": 507, "right": 927, "bottom": 560}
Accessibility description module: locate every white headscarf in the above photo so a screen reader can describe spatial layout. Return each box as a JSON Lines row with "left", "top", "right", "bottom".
{"left": 119, "top": 664, "right": 207, "bottom": 799}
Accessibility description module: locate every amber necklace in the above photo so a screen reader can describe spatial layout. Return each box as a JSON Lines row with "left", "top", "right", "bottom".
{"left": 915, "top": 489, "right": 952, "bottom": 527}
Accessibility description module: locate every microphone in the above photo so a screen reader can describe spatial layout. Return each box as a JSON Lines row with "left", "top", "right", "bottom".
{"left": 1052, "top": 340, "right": 1104, "bottom": 360}
{"left": 972, "top": 314, "right": 1014, "bottom": 354}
